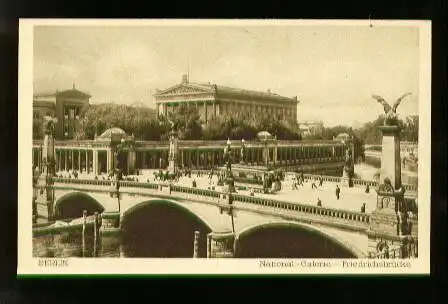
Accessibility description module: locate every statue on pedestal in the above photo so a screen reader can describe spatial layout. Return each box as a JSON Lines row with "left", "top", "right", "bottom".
{"left": 367, "top": 92, "right": 417, "bottom": 259}
{"left": 222, "top": 139, "right": 236, "bottom": 193}
{"left": 167, "top": 118, "right": 178, "bottom": 176}
{"left": 224, "top": 141, "right": 232, "bottom": 174}
{"left": 37, "top": 116, "right": 58, "bottom": 221}
{"left": 240, "top": 139, "right": 245, "bottom": 164}
{"left": 371, "top": 93, "right": 412, "bottom": 126}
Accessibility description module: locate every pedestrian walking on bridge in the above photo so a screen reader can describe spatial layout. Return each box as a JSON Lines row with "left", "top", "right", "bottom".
{"left": 361, "top": 202, "right": 366, "bottom": 213}
{"left": 365, "top": 184, "right": 370, "bottom": 193}
{"left": 336, "top": 185, "right": 340, "bottom": 200}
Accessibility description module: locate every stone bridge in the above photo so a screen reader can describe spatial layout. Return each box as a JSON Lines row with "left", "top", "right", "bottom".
{"left": 35, "top": 177, "right": 401, "bottom": 259}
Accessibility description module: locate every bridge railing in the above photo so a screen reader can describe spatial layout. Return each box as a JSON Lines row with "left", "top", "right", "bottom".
{"left": 300, "top": 173, "right": 417, "bottom": 193}
{"left": 370, "top": 248, "right": 405, "bottom": 259}
{"left": 165, "top": 182, "right": 371, "bottom": 227}
{"left": 51, "top": 174, "right": 416, "bottom": 196}
{"left": 49, "top": 177, "right": 384, "bottom": 228}
{"left": 230, "top": 193, "right": 370, "bottom": 225}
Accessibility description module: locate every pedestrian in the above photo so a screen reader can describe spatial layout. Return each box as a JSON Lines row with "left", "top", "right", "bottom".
{"left": 192, "top": 179, "right": 197, "bottom": 188}
{"left": 336, "top": 185, "right": 340, "bottom": 200}
{"left": 317, "top": 198, "right": 322, "bottom": 207}
{"left": 361, "top": 202, "right": 366, "bottom": 213}
{"left": 365, "top": 184, "right": 370, "bottom": 193}
{"left": 311, "top": 180, "right": 317, "bottom": 189}
{"left": 319, "top": 175, "right": 323, "bottom": 187}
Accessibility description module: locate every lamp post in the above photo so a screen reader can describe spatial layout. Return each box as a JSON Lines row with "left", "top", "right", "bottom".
{"left": 112, "top": 138, "right": 126, "bottom": 213}
{"left": 222, "top": 138, "right": 236, "bottom": 233}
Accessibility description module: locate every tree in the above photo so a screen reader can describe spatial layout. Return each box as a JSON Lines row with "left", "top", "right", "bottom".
{"left": 75, "top": 103, "right": 160, "bottom": 140}
{"left": 402, "top": 115, "right": 418, "bottom": 142}
{"left": 165, "top": 104, "right": 203, "bottom": 140}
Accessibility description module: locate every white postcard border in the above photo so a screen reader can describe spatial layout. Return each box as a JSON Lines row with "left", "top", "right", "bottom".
{"left": 18, "top": 19, "right": 431, "bottom": 275}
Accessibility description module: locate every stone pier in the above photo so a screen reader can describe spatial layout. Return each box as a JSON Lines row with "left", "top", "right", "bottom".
{"left": 207, "top": 231, "right": 235, "bottom": 258}
{"left": 367, "top": 125, "right": 418, "bottom": 258}
{"left": 100, "top": 211, "right": 122, "bottom": 257}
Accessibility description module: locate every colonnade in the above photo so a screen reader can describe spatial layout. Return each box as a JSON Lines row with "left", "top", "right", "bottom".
{"left": 159, "top": 100, "right": 297, "bottom": 124}
{"left": 32, "top": 143, "right": 347, "bottom": 175}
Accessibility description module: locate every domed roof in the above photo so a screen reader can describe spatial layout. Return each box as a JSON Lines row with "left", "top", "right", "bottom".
{"left": 257, "top": 131, "right": 274, "bottom": 140}
{"left": 335, "top": 132, "right": 350, "bottom": 141}
{"left": 98, "top": 127, "right": 127, "bottom": 139}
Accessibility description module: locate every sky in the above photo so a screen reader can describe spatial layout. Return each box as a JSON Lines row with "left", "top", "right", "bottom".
{"left": 33, "top": 23, "right": 420, "bottom": 127}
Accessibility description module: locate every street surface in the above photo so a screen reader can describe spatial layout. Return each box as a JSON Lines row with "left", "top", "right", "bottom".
{"left": 56, "top": 169, "right": 376, "bottom": 213}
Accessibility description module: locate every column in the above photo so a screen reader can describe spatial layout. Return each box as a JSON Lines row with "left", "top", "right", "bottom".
{"left": 213, "top": 102, "right": 217, "bottom": 118}
{"left": 93, "top": 150, "right": 98, "bottom": 175}
{"left": 128, "top": 150, "right": 136, "bottom": 175}
{"left": 85, "top": 150, "right": 88, "bottom": 173}
{"left": 58, "top": 150, "right": 62, "bottom": 171}
{"left": 196, "top": 150, "right": 200, "bottom": 168}
{"left": 273, "top": 144, "right": 278, "bottom": 165}
{"left": 204, "top": 102, "right": 208, "bottom": 123}
{"left": 107, "top": 149, "right": 113, "bottom": 172}
{"left": 78, "top": 150, "right": 81, "bottom": 171}
{"left": 64, "top": 150, "right": 68, "bottom": 171}
{"left": 71, "top": 150, "right": 74, "bottom": 171}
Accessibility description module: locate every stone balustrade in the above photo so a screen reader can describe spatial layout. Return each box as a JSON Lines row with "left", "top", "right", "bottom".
{"left": 46, "top": 178, "right": 372, "bottom": 229}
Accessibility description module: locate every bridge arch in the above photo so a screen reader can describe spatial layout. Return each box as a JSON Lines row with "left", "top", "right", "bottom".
{"left": 235, "top": 221, "right": 361, "bottom": 259}
{"left": 121, "top": 199, "right": 213, "bottom": 258}
{"left": 54, "top": 192, "right": 106, "bottom": 220}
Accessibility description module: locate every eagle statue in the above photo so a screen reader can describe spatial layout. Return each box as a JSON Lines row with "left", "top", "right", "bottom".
{"left": 371, "top": 93, "right": 412, "bottom": 126}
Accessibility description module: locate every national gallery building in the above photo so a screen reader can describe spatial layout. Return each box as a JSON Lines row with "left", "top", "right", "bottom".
{"left": 154, "top": 74, "right": 299, "bottom": 123}
{"left": 32, "top": 127, "right": 348, "bottom": 177}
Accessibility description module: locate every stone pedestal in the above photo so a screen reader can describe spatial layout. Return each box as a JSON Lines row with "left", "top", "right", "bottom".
{"left": 100, "top": 212, "right": 122, "bottom": 257}
{"left": 168, "top": 131, "right": 178, "bottom": 175}
{"left": 127, "top": 150, "right": 136, "bottom": 175}
{"left": 367, "top": 124, "right": 417, "bottom": 259}
{"left": 378, "top": 126, "right": 402, "bottom": 189}
{"left": 221, "top": 175, "right": 236, "bottom": 194}
{"left": 271, "top": 180, "right": 281, "bottom": 192}
{"left": 36, "top": 174, "right": 55, "bottom": 221}
{"left": 207, "top": 231, "right": 235, "bottom": 258}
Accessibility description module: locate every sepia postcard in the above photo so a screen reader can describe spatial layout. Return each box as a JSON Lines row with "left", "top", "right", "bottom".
{"left": 18, "top": 19, "right": 431, "bottom": 275}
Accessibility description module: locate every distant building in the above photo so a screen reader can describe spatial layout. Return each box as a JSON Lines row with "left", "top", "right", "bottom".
{"left": 154, "top": 74, "right": 299, "bottom": 123}
{"left": 298, "top": 120, "right": 324, "bottom": 138}
{"left": 33, "top": 84, "right": 91, "bottom": 140}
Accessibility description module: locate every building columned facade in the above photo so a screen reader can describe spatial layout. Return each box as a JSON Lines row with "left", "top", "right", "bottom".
{"left": 33, "top": 84, "right": 91, "bottom": 140}
{"left": 33, "top": 128, "right": 348, "bottom": 177}
{"left": 298, "top": 120, "right": 324, "bottom": 138}
{"left": 154, "top": 74, "right": 299, "bottom": 123}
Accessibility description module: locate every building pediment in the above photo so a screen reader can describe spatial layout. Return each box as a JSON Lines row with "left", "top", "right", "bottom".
{"left": 155, "top": 84, "right": 214, "bottom": 97}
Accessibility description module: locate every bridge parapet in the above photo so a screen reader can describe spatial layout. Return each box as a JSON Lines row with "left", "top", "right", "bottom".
{"left": 301, "top": 173, "right": 417, "bottom": 193}
{"left": 48, "top": 178, "right": 372, "bottom": 233}
{"left": 186, "top": 171, "right": 418, "bottom": 194}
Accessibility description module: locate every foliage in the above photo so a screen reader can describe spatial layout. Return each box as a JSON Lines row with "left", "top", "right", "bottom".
{"left": 164, "top": 104, "right": 203, "bottom": 140}
{"left": 202, "top": 113, "right": 301, "bottom": 141}
{"left": 74, "top": 103, "right": 417, "bottom": 149}
{"left": 74, "top": 104, "right": 163, "bottom": 140}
